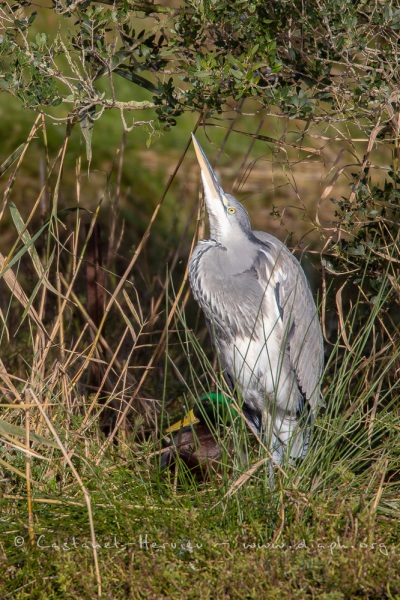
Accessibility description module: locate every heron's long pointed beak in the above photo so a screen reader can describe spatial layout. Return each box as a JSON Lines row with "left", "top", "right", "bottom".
{"left": 191, "top": 134, "right": 228, "bottom": 207}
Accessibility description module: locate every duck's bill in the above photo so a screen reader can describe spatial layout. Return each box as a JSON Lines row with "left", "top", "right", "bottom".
{"left": 165, "top": 409, "right": 199, "bottom": 434}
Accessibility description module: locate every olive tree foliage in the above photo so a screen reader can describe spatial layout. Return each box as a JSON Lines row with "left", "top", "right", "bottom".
{"left": 1, "top": 2, "right": 399, "bottom": 130}
{"left": 0, "top": 0, "right": 399, "bottom": 308}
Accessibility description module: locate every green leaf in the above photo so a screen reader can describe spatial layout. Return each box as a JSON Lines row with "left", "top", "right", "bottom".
{"left": 0, "top": 418, "right": 58, "bottom": 448}
{"left": 8, "top": 202, "right": 68, "bottom": 301}
{"left": 113, "top": 68, "right": 160, "bottom": 94}
{"left": 0, "top": 222, "right": 48, "bottom": 277}
{"left": 79, "top": 105, "right": 96, "bottom": 165}
{"left": 17, "top": 248, "right": 55, "bottom": 332}
{"left": 0, "top": 144, "right": 26, "bottom": 177}
{"left": 0, "top": 456, "right": 27, "bottom": 479}
{"left": 94, "top": 49, "right": 132, "bottom": 80}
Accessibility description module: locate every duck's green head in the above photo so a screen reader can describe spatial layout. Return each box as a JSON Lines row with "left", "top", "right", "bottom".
{"left": 166, "top": 391, "right": 239, "bottom": 434}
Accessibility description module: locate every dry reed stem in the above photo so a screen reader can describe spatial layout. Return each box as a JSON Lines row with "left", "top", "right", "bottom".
{"left": 371, "top": 458, "right": 389, "bottom": 514}
{"left": 0, "top": 359, "right": 23, "bottom": 402}
{"left": 0, "top": 116, "right": 42, "bottom": 219}
{"left": 61, "top": 274, "right": 131, "bottom": 373}
{"left": 348, "top": 116, "right": 384, "bottom": 205}
{"left": 29, "top": 388, "right": 102, "bottom": 597}
{"left": 0, "top": 253, "right": 47, "bottom": 338}
{"left": 24, "top": 403, "right": 35, "bottom": 549}
{"left": 335, "top": 282, "right": 352, "bottom": 351}
{"left": 368, "top": 378, "right": 383, "bottom": 447}
{"left": 4, "top": 494, "right": 178, "bottom": 511}
{"left": 82, "top": 329, "right": 131, "bottom": 432}
{"left": 37, "top": 205, "right": 102, "bottom": 376}
{"left": 212, "top": 456, "right": 271, "bottom": 508}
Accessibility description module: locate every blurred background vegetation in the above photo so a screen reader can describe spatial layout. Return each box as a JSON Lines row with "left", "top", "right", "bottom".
{"left": 0, "top": 1, "right": 399, "bottom": 597}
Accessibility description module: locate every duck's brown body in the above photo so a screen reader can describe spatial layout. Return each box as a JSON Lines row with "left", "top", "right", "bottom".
{"left": 161, "top": 424, "right": 230, "bottom": 478}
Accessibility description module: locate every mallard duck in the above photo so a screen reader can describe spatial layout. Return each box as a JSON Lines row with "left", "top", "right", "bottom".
{"left": 161, "top": 392, "right": 244, "bottom": 478}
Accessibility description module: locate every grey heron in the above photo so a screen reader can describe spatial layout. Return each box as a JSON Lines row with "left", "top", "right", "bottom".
{"left": 188, "top": 134, "right": 324, "bottom": 464}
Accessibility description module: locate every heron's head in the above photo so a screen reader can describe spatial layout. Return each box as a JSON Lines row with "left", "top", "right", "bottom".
{"left": 192, "top": 134, "right": 252, "bottom": 243}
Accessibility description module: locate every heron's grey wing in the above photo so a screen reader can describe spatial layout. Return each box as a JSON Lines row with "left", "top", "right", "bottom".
{"left": 253, "top": 231, "right": 324, "bottom": 411}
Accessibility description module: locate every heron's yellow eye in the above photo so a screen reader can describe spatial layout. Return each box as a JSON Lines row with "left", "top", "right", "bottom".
{"left": 227, "top": 207, "right": 236, "bottom": 214}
